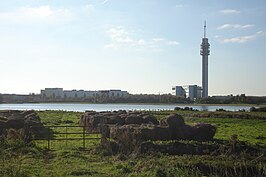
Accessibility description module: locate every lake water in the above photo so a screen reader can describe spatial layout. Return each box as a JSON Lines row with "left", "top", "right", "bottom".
{"left": 0, "top": 103, "right": 251, "bottom": 112}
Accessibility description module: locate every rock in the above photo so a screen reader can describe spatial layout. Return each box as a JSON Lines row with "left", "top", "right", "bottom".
{"left": 142, "top": 115, "right": 159, "bottom": 125}
{"left": 80, "top": 111, "right": 160, "bottom": 129}
{"left": 191, "top": 123, "right": 216, "bottom": 141}
{"left": 153, "top": 126, "right": 171, "bottom": 140}
{"left": 80, "top": 111, "right": 216, "bottom": 143}
{"left": 174, "top": 107, "right": 181, "bottom": 111}
{"left": 109, "top": 124, "right": 141, "bottom": 142}
{"left": 0, "top": 110, "right": 46, "bottom": 142}
{"left": 250, "top": 107, "right": 266, "bottom": 112}
{"left": 180, "top": 124, "right": 195, "bottom": 139}
{"left": 160, "top": 114, "right": 185, "bottom": 129}
{"left": 107, "top": 115, "right": 125, "bottom": 125}
{"left": 6, "top": 118, "right": 25, "bottom": 129}
{"left": 140, "top": 141, "right": 218, "bottom": 155}
{"left": 125, "top": 115, "right": 143, "bottom": 124}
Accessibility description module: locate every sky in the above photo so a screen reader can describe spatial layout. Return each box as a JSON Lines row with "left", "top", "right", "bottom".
{"left": 0, "top": 0, "right": 266, "bottom": 96}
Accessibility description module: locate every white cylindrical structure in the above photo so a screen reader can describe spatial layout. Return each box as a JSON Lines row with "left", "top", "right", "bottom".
{"left": 200, "top": 37, "right": 210, "bottom": 98}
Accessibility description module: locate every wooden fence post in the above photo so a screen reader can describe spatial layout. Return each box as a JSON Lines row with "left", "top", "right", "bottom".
{"left": 48, "top": 130, "right": 50, "bottom": 150}
{"left": 83, "top": 126, "right": 85, "bottom": 149}
{"left": 65, "top": 126, "right": 68, "bottom": 146}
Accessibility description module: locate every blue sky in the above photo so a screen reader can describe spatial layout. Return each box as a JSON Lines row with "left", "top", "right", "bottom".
{"left": 0, "top": 0, "right": 265, "bottom": 96}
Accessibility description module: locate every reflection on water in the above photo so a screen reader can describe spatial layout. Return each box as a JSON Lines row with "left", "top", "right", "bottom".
{"left": 200, "top": 106, "right": 208, "bottom": 111}
{"left": 0, "top": 103, "right": 251, "bottom": 112}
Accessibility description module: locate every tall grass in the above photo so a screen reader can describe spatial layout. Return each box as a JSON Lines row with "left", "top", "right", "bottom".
{"left": 0, "top": 110, "right": 265, "bottom": 176}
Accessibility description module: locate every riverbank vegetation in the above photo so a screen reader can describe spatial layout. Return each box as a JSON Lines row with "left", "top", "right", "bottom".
{"left": 1, "top": 92, "right": 266, "bottom": 105}
{"left": 0, "top": 110, "right": 265, "bottom": 176}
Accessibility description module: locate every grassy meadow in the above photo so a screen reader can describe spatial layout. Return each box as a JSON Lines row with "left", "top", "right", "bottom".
{"left": 0, "top": 110, "right": 265, "bottom": 177}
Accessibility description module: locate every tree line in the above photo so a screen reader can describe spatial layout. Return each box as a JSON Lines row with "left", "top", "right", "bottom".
{"left": 1, "top": 93, "right": 266, "bottom": 104}
{"left": 196, "top": 94, "right": 266, "bottom": 104}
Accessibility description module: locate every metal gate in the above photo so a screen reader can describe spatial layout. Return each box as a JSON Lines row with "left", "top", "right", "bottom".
{"left": 30, "top": 125, "right": 101, "bottom": 150}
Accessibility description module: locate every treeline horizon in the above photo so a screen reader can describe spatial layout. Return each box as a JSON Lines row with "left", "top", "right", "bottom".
{"left": 0, "top": 93, "right": 266, "bottom": 104}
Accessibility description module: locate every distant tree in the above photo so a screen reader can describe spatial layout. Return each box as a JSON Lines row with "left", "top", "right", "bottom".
{"left": 0, "top": 94, "right": 3, "bottom": 103}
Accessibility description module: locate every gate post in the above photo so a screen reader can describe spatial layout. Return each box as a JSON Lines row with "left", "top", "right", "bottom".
{"left": 65, "top": 126, "right": 68, "bottom": 146}
{"left": 83, "top": 126, "right": 85, "bottom": 149}
{"left": 48, "top": 130, "right": 50, "bottom": 150}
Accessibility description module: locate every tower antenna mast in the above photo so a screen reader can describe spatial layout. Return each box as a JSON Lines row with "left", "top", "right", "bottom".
{"left": 204, "top": 20, "right": 206, "bottom": 38}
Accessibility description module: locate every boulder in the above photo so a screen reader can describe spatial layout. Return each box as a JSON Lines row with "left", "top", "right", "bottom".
{"left": 110, "top": 124, "right": 141, "bottom": 141}
{"left": 6, "top": 118, "right": 25, "bottom": 129}
{"left": 0, "top": 110, "right": 46, "bottom": 142}
{"left": 142, "top": 115, "right": 159, "bottom": 125}
{"left": 160, "top": 114, "right": 185, "bottom": 129}
{"left": 125, "top": 115, "right": 143, "bottom": 124}
{"left": 153, "top": 126, "right": 171, "bottom": 140}
{"left": 80, "top": 110, "right": 160, "bottom": 130}
{"left": 80, "top": 111, "right": 216, "bottom": 143}
{"left": 107, "top": 115, "right": 125, "bottom": 125}
{"left": 175, "top": 124, "right": 194, "bottom": 140}
{"left": 191, "top": 123, "right": 216, "bottom": 141}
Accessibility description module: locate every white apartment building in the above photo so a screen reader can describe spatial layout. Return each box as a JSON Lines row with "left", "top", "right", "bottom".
{"left": 41, "top": 88, "right": 64, "bottom": 98}
{"left": 172, "top": 86, "right": 186, "bottom": 97}
{"left": 183, "top": 85, "right": 202, "bottom": 100}
{"left": 41, "top": 88, "right": 128, "bottom": 99}
{"left": 108, "top": 90, "right": 128, "bottom": 97}
{"left": 172, "top": 85, "right": 202, "bottom": 100}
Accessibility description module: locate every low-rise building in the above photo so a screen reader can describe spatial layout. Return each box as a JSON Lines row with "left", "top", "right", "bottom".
{"left": 183, "top": 85, "right": 202, "bottom": 100}
{"left": 41, "top": 88, "right": 129, "bottom": 99}
{"left": 172, "top": 85, "right": 202, "bottom": 100}
{"left": 172, "top": 86, "right": 186, "bottom": 97}
{"left": 41, "top": 88, "right": 63, "bottom": 99}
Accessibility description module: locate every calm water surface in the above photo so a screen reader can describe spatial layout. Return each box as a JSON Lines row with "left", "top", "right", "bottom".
{"left": 0, "top": 103, "right": 251, "bottom": 112}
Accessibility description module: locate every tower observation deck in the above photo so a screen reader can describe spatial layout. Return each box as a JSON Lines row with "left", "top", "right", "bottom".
{"left": 200, "top": 21, "right": 210, "bottom": 98}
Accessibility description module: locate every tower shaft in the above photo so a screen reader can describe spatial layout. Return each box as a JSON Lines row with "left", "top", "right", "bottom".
{"left": 202, "top": 55, "right": 208, "bottom": 97}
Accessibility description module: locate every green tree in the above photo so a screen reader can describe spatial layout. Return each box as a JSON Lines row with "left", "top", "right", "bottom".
{"left": 0, "top": 94, "right": 3, "bottom": 103}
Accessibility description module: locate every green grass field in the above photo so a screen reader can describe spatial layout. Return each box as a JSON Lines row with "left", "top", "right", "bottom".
{"left": 0, "top": 110, "right": 265, "bottom": 177}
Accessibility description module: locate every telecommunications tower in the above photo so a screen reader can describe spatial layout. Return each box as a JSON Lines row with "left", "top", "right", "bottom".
{"left": 200, "top": 21, "right": 210, "bottom": 98}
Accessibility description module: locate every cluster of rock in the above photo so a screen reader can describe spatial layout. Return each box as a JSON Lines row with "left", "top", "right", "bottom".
{"left": 80, "top": 110, "right": 216, "bottom": 142}
{"left": 0, "top": 110, "right": 45, "bottom": 141}
{"left": 192, "top": 111, "right": 266, "bottom": 120}
{"left": 250, "top": 107, "right": 266, "bottom": 112}
{"left": 174, "top": 107, "right": 198, "bottom": 111}
{"left": 80, "top": 110, "right": 158, "bottom": 132}
{"left": 140, "top": 141, "right": 218, "bottom": 155}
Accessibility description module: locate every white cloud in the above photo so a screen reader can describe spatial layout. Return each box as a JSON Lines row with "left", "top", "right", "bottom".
{"left": 167, "top": 41, "right": 180, "bottom": 46}
{"left": 104, "top": 26, "right": 136, "bottom": 49}
{"left": 152, "top": 38, "right": 179, "bottom": 46}
{"left": 105, "top": 26, "right": 180, "bottom": 50}
{"left": 107, "top": 26, "right": 134, "bottom": 43}
{"left": 104, "top": 43, "right": 117, "bottom": 49}
{"left": 222, "top": 31, "right": 264, "bottom": 43}
{"left": 102, "top": 0, "right": 109, "bottom": 5}
{"left": 217, "top": 24, "right": 254, "bottom": 30}
{"left": 219, "top": 9, "right": 240, "bottom": 14}
{"left": 0, "top": 5, "right": 71, "bottom": 23}
{"left": 137, "top": 39, "right": 146, "bottom": 45}
{"left": 152, "top": 38, "right": 165, "bottom": 42}
{"left": 83, "top": 4, "right": 95, "bottom": 11}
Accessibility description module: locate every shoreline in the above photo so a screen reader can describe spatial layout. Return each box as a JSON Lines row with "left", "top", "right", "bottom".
{"left": 0, "top": 102, "right": 256, "bottom": 106}
{"left": 0, "top": 103, "right": 254, "bottom": 113}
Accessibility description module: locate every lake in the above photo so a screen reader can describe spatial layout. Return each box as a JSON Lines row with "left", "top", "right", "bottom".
{"left": 0, "top": 103, "right": 252, "bottom": 112}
